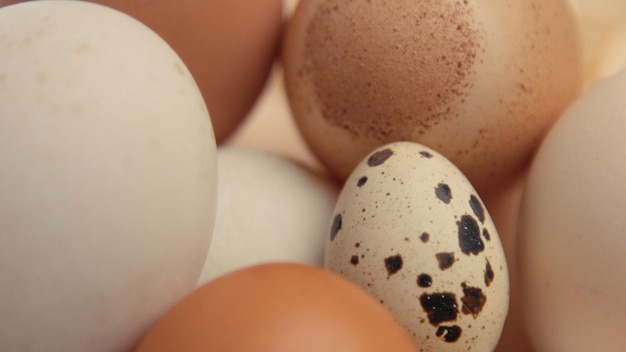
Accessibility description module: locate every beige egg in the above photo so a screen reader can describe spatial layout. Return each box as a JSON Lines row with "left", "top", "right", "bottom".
{"left": 0, "top": 2, "right": 217, "bottom": 351}
{"left": 283, "top": 0, "right": 583, "bottom": 198}
{"left": 517, "top": 69, "right": 626, "bottom": 352}
{"left": 325, "top": 141, "right": 509, "bottom": 351}
{"left": 197, "top": 147, "right": 338, "bottom": 285}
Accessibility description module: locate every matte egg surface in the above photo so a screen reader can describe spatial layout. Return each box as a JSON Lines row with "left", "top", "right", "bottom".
{"left": 325, "top": 141, "right": 509, "bottom": 351}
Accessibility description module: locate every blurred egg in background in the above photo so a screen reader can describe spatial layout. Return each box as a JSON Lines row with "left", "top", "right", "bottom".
{"left": 0, "top": 1, "right": 217, "bottom": 352}
{"left": 517, "top": 68, "right": 626, "bottom": 352}
{"left": 197, "top": 147, "right": 338, "bottom": 286}
{"left": 135, "top": 263, "right": 420, "bottom": 352}
{"left": 569, "top": 0, "right": 626, "bottom": 87}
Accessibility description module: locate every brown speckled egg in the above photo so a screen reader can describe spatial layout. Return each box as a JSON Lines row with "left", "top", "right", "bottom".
{"left": 325, "top": 141, "right": 509, "bottom": 351}
{"left": 283, "top": 0, "right": 583, "bottom": 197}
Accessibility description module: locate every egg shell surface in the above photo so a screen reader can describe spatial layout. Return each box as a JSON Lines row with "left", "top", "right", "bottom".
{"left": 0, "top": 0, "right": 284, "bottom": 143}
{"left": 197, "top": 146, "right": 338, "bottom": 285}
{"left": 282, "top": 0, "right": 583, "bottom": 198}
{"left": 517, "top": 68, "right": 626, "bottom": 352}
{"left": 0, "top": 2, "right": 217, "bottom": 351}
{"left": 325, "top": 141, "right": 509, "bottom": 351}
{"left": 88, "top": 0, "right": 284, "bottom": 143}
{"left": 135, "top": 263, "right": 420, "bottom": 352}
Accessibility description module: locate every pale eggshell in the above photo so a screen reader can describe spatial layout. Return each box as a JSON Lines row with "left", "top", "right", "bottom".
{"left": 197, "top": 147, "right": 338, "bottom": 285}
{"left": 83, "top": 0, "right": 284, "bottom": 144}
{"left": 283, "top": 0, "right": 583, "bottom": 198}
{"left": 517, "top": 68, "right": 626, "bottom": 352}
{"left": 325, "top": 141, "right": 509, "bottom": 351}
{"left": 0, "top": 2, "right": 217, "bottom": 352}
{"left": 0, "top": 0, "right": 285, "bottom": 144}
{"left": 569, "top": 0, "right": 626, "bottom": 87}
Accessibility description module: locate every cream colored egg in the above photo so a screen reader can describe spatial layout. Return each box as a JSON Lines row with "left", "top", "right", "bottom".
{"left": 197, "top": 147, "right": 338, "bottom": 285}
{"left": 518, "top": 69, "right": 626, "bottom": 352}
{"left": 325, "top": 141, "right": 509, "bottom": 351}
{"left": 283, "top": 0, "right": 583, "bottom": 198}
{"left": 0, "top": 2, "right": 217, "bottom": 352}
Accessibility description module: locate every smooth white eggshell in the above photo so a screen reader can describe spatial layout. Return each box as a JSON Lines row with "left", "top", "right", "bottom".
{"left": 0, "top": 2, "right": 217, "bottom": 351}
{"left": 518, "top": 68, "right": 626, "bottom": 352}
{"left": 325, "top": 141, "right": 509, "bottom": 351}
{"left": 197, "top": 147, "right": 338, "bottom": 285}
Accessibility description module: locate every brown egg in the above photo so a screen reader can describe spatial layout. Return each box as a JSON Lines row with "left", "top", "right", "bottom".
{"left": 283, "top": 0, "right": 583, "bottom": 198}
{"left": 134, "top": 263, "right": 420, "bottom": 352}
{"left": 481, "top": 173, "right": 535, "bottom": 352}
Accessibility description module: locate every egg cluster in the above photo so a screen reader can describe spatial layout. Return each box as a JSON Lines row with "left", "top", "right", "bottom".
{"left": 1, "top": 1, "right": 626, "bottom": 352}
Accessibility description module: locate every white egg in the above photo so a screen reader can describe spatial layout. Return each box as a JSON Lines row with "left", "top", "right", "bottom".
{"left": 0, "top": 2, "right": 217, "bottom": 352}
{"left": 197, "top": 147, "right": 338, "bottom": 285}
{"left": 325, "top": 141, "right": 509, "bottom": 351}
{"left": 517, "top": 68, "right": 626, "bottom": 352}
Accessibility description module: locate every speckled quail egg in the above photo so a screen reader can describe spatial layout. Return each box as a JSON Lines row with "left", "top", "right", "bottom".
{"left": 324, "top": 141, "right": 509, "bottom": 351}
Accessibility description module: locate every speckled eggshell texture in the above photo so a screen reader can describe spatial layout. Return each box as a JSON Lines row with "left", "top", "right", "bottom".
{"left": 283, "top": 0, "right": 582, "bottom": 198}
{"left": 325, "top": 141, "right": 509, "bottom": 351}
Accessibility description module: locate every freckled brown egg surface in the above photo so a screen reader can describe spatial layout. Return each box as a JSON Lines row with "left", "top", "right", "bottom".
{"left": 325, "top": 141, "right": 509, "bottom": 351}
{"left": 283, "top": 0, "right": 583, "bottom": 196}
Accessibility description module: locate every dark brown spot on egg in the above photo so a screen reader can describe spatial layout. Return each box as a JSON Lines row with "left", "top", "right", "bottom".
{"left": 461, "top": 283, "right": 486, "bottom": 317}
{"left": 357, "top": 176, "right": 368, "bottom": 187}
{"left": 350, "top": 255, "right": 359, "bottom": 266}
{"left": 436, "top": 325, "right": 462, "bottom": 342}
{"left": 435, "top": 183, "right": 452, "bottom": 204}
{"left": 417, "top": 274, "right": 433, "bottom": 287}
{"left": 457, "top": 215, "right": 484, "bottom": 255}
{"left": 420, "top": 150, "right": 434, "bottom": 158}
{"left": 436, "top": 252, "right": 455, "bottom": 270}
{"left": 367, "top": 148, "right": 394, "bottom": 166}
{"left": 469, "top": 194, "right": 485, "bottom": 223}
{"left": 420, "top": 292, "right": 459, "bottom": 325}
{"left": 482, "top": 228, "right": 491, "bottom": 241}
{"left": 384, "top": 254, "right": 403, "bottom": 276}
{"left": 485, "top": 259, "right": 494, "bottom": 286}
{"left": 330, "top": 214, "right": 342, "bottom": 241}
{"left": 420, "top": 232, "right": 430, "bottom": 243}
